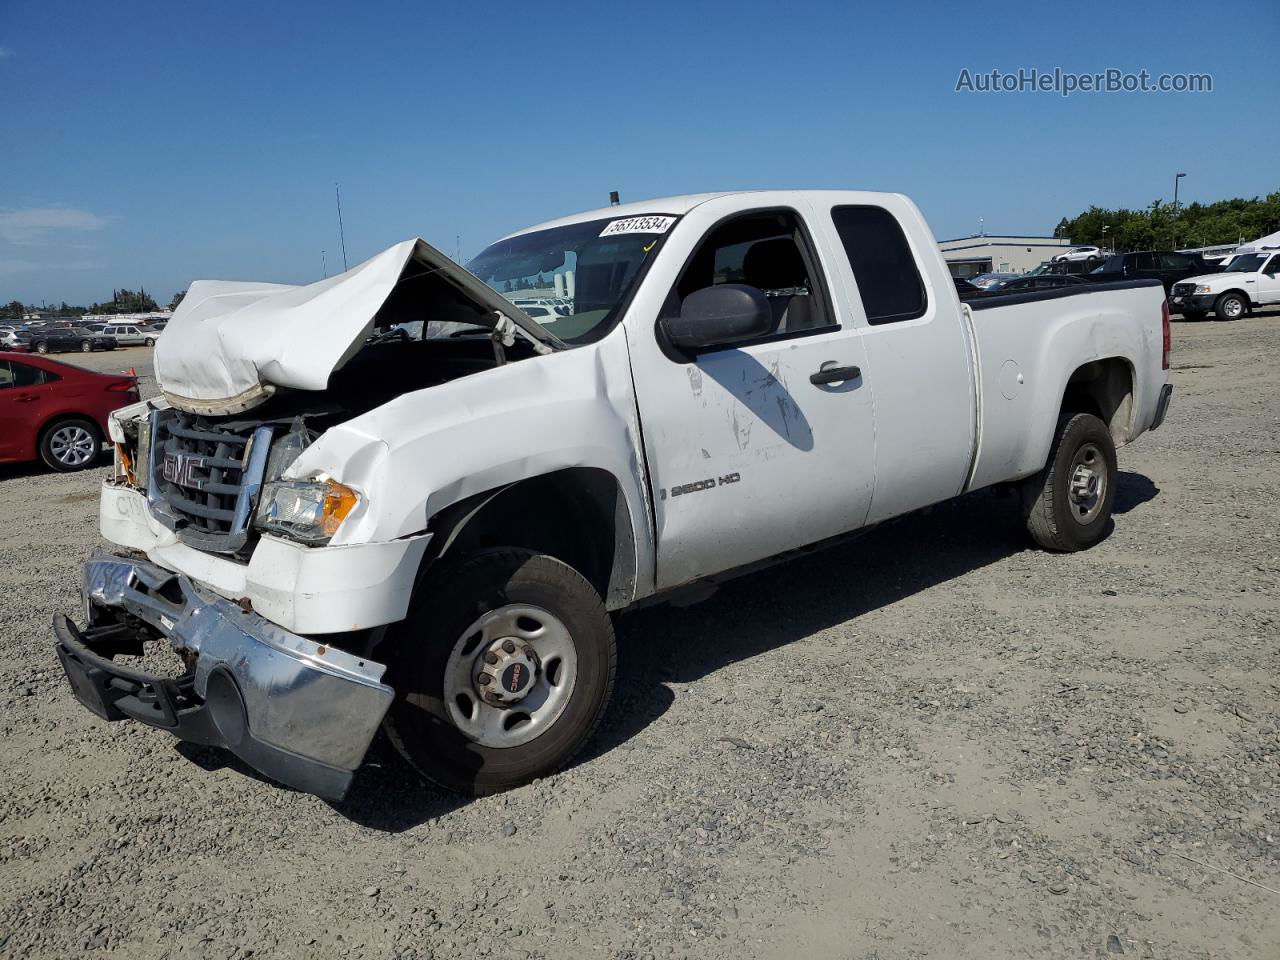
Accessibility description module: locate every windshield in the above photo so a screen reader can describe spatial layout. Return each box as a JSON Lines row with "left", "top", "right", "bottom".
{"left": 1222, "top": 253, "right": 1266, "bottom": 273}
{"left": 466, "top": 214, "right": 677, "bottom": 344}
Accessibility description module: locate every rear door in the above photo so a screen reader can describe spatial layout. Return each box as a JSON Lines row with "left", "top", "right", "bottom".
{"left": 814, "top": 202, "right": 976, "bottom": 524}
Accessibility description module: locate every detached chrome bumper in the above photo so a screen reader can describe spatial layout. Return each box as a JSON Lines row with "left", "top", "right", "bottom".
{"left": 53, "top": 551, "right": 394, "bottom": 799}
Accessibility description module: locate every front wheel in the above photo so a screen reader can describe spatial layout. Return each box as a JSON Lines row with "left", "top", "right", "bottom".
{"left": 1021, "top": 412, "right": 1118, "bottom": 552}
{"left": 383, "top": 549, "right": 617, "bottom": 795}
{"left": 1215, "top": 293, "right": 1246, "bottom": 321}
{"left": 34, "top": 341, "right": 49, "bottom": 354}
{"left": 144, "top": 337, "right": 155, "bottom": 347}
{"left": 80, "top": 340, "right": 92, "bottom": 352}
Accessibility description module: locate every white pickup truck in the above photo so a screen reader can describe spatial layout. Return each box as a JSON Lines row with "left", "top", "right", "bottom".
{"left": 1168, "top": 249, "right": 1280, "bottom": 321}
{"left": 54, "top": 190, "right": 1173, "bottom": 800}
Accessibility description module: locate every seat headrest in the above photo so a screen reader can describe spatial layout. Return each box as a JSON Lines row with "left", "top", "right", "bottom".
{"left": 742, "top": 238, "right": 807, "bottom": 291}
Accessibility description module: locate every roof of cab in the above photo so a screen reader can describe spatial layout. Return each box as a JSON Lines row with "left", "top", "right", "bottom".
{"left": 500, "top": 193, "right": 738, "bottom": 240}
{"left": 499, "top": 189, "right": 916, "bottom": 241}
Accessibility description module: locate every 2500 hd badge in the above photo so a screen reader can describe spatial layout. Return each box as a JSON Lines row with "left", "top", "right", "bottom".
{"left": 663, "top": 472, "right": 742, "bottom": 499}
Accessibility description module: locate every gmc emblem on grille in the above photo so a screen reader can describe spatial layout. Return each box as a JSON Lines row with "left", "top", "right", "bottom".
{"left": 162, "top": 452, "right": 202, "bottom": 488}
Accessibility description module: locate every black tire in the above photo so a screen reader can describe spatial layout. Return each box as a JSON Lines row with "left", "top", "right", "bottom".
{"left": 34, "top": 341, "right": 49, "bottom": 354}
{"left": 144, "top": 337, "right": 155, "bottom": 347}
{"left": 38, "top": 416, "right": 103, "bottom": 472}
{"left": 1214, "top": 292, "right": 1246, "bottom": 322}
{"left": 1021, "top": 412, "right": 1117, "bottom": 552}
{"left": 383, "top": 549, "right": 617, "bottom": 795}
{"left": 80, "top": 340, "right": 92, "bottom": 352}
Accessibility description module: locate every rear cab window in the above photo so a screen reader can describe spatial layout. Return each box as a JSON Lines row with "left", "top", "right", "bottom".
{"left": 828, "top": 205, "right": 927, "bottom": 325}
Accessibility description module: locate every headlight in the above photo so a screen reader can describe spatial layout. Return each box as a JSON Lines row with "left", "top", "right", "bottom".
{"left": 1194, "top": 285, "right": 1213, "bottom": 294}
{"left": 256, "top": 477, "right": 360, "bottom": 545}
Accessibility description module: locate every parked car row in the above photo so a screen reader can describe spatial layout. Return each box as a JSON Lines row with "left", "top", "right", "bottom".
{"left": 955, "top": 247, "right": 1237, "bottom": 305}
{"left": 1086, "top": 250, "right": 1223, "bottom": 293}
{"left": 0, "top": 321, "right": 163, "bottom": 352}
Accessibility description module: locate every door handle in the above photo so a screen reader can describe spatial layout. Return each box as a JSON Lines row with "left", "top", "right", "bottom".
{"left": 810, "top": 364, "right": 862, "bottom": 385}
{"left": 15, "top": 394, "right": 38, "bottom": 403}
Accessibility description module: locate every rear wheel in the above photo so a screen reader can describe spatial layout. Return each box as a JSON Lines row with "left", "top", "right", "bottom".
{"left": 144, "top": 337, "right": 156, "bottom": 347}
{"left": 1214, "top": 292, "right": 1246, "bottom": 321}
{"left": 39, "top": 417, "right": 103, "bottom": 472}
{"left": 1021, "top": 413, "right": 1117, "bottom": 552}
{"left": 80, "top": 340, "right": 92, "bottom": 352}
{"left": 383, "top": 549, "right": 616, "bottom": 795}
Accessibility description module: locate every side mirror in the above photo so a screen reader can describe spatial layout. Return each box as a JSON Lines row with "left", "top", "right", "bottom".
{"left": 661, "top": 284, "right": 772, "bottom": 351}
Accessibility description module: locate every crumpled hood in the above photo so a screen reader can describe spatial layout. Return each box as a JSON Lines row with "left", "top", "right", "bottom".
{"left": 154, "top": 238, "right": 552, "bottom": 414}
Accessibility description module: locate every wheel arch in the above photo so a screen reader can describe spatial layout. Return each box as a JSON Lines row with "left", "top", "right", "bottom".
{"left": 421, "top": 466, "right": 639, "bottom": 610}
{"left": 1059, "top": 356, "right": 1135, "bottom": 446}
{"left": 1215, "top": 288, "right": 1251, "bottom": 309}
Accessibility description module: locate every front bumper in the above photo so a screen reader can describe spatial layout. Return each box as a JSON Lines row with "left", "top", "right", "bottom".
{"left": 1168, "top": 293, "right": 1215, "bottom": 313}
{"left": 54, "top": 551, "right": 394, "bottom": 799}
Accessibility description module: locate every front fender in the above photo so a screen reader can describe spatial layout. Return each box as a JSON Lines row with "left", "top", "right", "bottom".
{"left": 286, "top": 329, "right": 656, "bottom": 599}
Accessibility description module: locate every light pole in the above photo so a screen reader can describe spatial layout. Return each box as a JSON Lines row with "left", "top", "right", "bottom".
{"left": 1101, "top": 224, "right": 1110, "bottom": 252}
{"left": 1173, "top": 172, "right": 1186, "bottom": 249}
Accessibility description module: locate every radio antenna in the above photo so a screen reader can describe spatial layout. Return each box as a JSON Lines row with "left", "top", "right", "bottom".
{"left": 335, "top": 183, "right": 348, "bottom": 271}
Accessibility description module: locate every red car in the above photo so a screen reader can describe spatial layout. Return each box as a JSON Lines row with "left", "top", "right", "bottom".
{"left": 0, "top": 352, "right": 140, "bottom": 472}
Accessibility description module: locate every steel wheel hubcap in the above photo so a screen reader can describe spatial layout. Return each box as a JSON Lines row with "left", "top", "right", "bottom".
{"left": 1068, "top": 442, "right": 1106, "bottom": 523}
{"left": 1224, "top": 299, "right": 1242, "bottom": 318}
{"left": 443, "top": 604, "right": 578, "bottom": 748}
{"left": 50, "top": 426, "right": 96, "bottom": 466}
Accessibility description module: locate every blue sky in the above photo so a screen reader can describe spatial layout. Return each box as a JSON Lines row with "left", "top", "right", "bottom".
{"left": 2, "top": 0, "right": 1276, "bottom": 306}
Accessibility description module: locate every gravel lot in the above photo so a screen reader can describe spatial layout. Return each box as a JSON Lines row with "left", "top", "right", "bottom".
{"left": 2, "top": 315, "right": 1278, "bottom": 960}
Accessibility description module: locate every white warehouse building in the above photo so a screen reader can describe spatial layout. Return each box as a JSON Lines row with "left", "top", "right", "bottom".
{"left": 939, "top": 235, "right": 1074, "bottom": 279}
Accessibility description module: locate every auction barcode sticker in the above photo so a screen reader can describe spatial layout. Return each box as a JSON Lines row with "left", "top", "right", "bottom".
{"left": 599, "top": 215, "right": 676, "bottom": 237}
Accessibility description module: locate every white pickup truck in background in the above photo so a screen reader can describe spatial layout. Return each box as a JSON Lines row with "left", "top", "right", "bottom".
{"left": 54, "top": 190, "right": 1173, "bottom": 800}
{"left": 1168, "top": 248, "right": 1280, "bottom": 321}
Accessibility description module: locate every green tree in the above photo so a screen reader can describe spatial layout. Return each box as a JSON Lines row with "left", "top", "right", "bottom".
{"left": 1055, "top": 191, "right": 1280, "bottom": 251}
{"left": 168, "top": 290, "right": 186, "bottom": 311}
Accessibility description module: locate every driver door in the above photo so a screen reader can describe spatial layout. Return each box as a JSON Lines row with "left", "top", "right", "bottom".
{"left": 626, "top": 205, "right": 877, "bottom": 591}
{"left": 1258, "top": 254, "right": 1280, "bottom": 304}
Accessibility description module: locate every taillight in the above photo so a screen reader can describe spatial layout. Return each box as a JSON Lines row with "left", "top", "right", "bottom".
{"left": 1161, "top": 300, "right": 1171, "bottom": 371}
{"left": 106, "top": 380, "right": 136, "bottom": 392}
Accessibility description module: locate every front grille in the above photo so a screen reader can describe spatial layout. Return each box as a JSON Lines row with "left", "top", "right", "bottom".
{"left": 1171, "top": 282, "right": 1196, "bottom": 298}
{"left": 147, "top": 410, "right": 272, "bottom": 555}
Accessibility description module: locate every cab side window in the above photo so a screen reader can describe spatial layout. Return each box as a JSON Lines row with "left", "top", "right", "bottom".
{"left": 670, "top": 210, "right": 833, "bottom": 339}
{"left": 0, "top": 360, "right": 13, "bottom": 390}
{"left": 830, "top": 205, "right": 927, "bottom": 325}
{"left": 1264, "top": 256, "right": 1280, "bottom": 274}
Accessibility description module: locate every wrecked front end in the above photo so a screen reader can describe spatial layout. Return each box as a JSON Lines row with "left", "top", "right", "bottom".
{"left": 54, "top": 551, "right": 393, "bottom": 799}
{"left": 56, "top": 397, "right": 431, "bottom": 799}
{"left": 53, "top": 236, "right": 553, "bottom": 799}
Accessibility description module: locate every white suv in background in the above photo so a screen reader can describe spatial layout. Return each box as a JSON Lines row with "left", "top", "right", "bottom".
{"left": 1052, "top": 245, "right": 1104, "bottom": 263}
{"left": 1169, "top": 250, "right": 1280, "bottom": 321}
